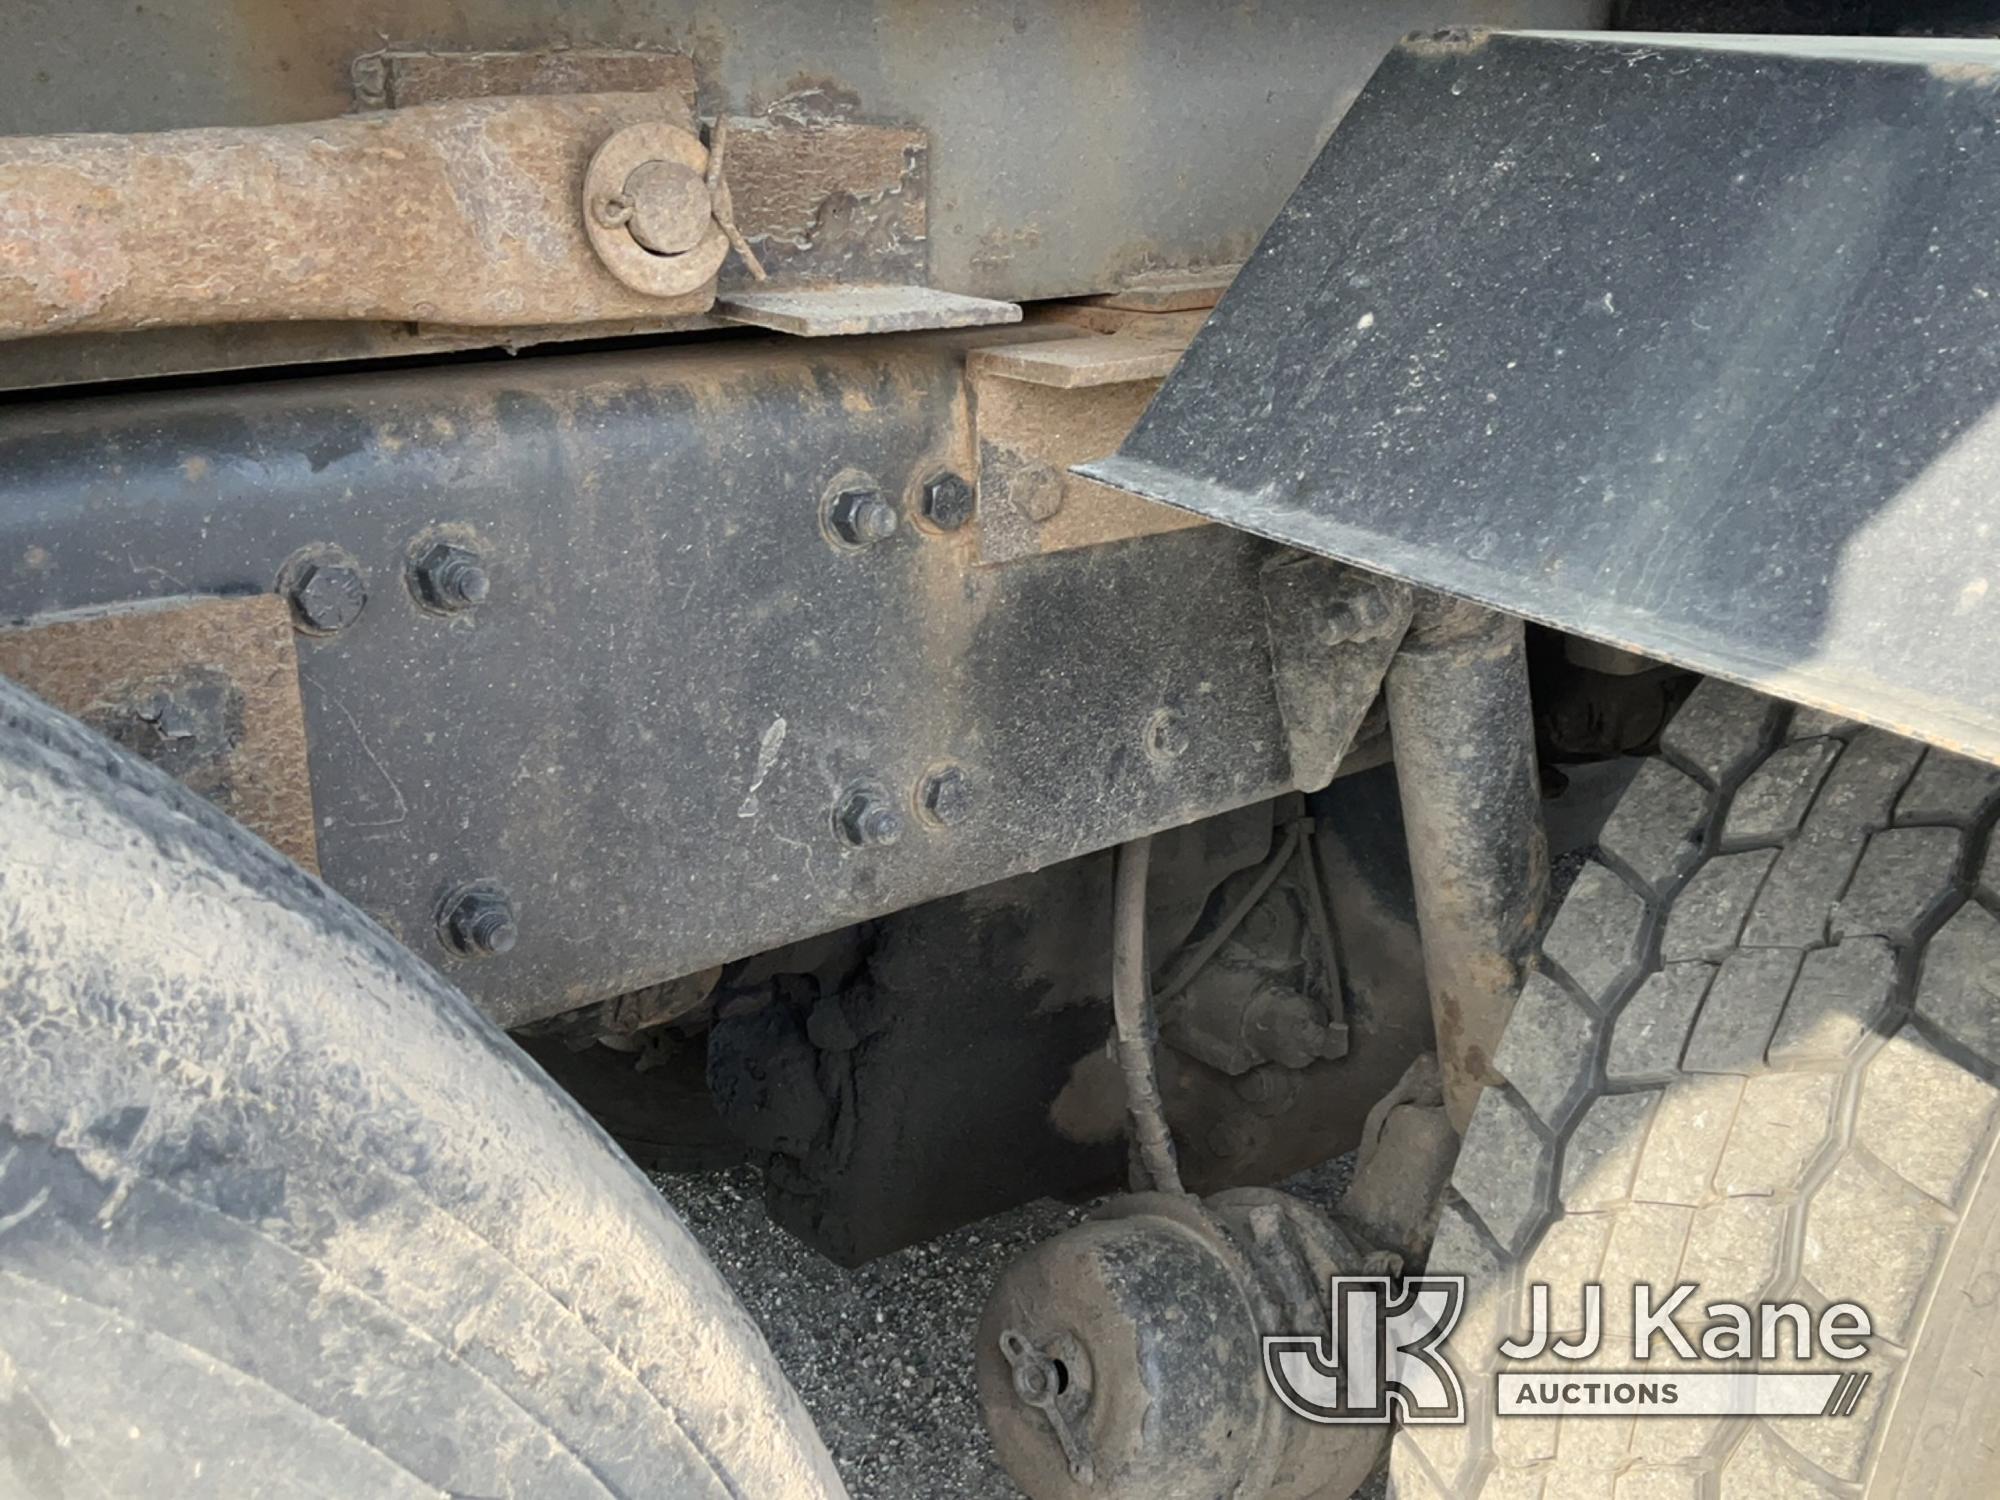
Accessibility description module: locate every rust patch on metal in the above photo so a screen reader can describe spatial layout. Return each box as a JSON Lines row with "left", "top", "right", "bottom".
{"left": 974, "top": 375, "right": 1207, "bottom": 563}
{"left": 0, "top": 92, "right": 711, "bottom": 340}
{"left": 1082, "top": 262, "right": 1241, "bottom": 313}
{"left": 967, "top": 331, "right": 1185, "bottom": 389}
{"left": 0, "top": 594, "right": 318, "bottom": 871}
{"left": 715, "top": 114, "right": 928, "bottom": 288}
{"left": 1031, "top": 302, "right": 1212, "bottom": 339}
{"left": 1400, "top": 26, "right": 1497, "bottom": 57}
{"left": 350, "top": 47, "right": 699, "bottom": 114}
{"left": 758, "top": 80, "right": 867, "bottom": 122}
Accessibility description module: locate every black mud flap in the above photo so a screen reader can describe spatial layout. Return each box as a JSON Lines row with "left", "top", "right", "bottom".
{"left": 1082, "top": 30, "right": 2000, "bottom": 764}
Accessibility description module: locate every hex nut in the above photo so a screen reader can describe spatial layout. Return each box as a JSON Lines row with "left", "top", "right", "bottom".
{"left": 835, "top": 786, "right": 904, "bottom": 848}
{"left": 290, "top": 562, "right": 368, "bottom": 634}
{"left": 828, "top": 487, "right": 900, "bottom": 547}
{"left": 919, "top": 766, "right": 974, "bottom": 826}
{"left": 411, "top": 542, "right": 491, "bottom": 613}
{"left": 438, "top": 883, "right": 519, "bottom": 957}
{"left": 920, "top": 472, "right": 976, "bottom": 531}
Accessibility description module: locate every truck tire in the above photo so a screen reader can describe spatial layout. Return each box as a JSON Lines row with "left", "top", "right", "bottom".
{"left": 0, "top": 677, "right": 844, "bottom": 1499}
{"left": 1393, "top": 679, "right": 2000, "bottom": 1498}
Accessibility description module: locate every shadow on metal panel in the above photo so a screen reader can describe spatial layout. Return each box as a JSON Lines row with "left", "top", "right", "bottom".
{"left": 1080, "top": 28, "right": 2000, "bottom": 764}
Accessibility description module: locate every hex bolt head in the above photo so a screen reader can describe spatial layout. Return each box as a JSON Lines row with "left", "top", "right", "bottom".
{"left": 835, "top": 785, "right": 904, "bottom": 848}
{"left": 412, "top": 542, "right": 491, "bottom": 613}
{"left": 1233, "top": 1065, "right": 1301, "bottom": 1116}
{"left": 920, "top": 471, "right": 976, "bottom": 531}
{"left": 438, "top": 883, "right": 518, "bottom": 957}
{"left": 828, "top": 487, "right": 899, "bottom": 547}
{"left": 290, "top": 562, "right": 368, "bottom": 633}
{"left": 1015, "top": 464, "right": 1066, "bottom": 522}
{"left": 919, "top": 765, "right": 974, "bottom": 826}
{"left": 1206, "top": 1117, "right": 1260, "bottom": 1162}
{"left": 1146, "top": 707, "right": 1191, "bottom": 762}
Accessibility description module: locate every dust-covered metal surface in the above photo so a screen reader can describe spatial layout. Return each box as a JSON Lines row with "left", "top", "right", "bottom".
{"left": 1084, "top": 29, "right": 2000, "bottom": 765}
{"left": 0, "top": 1, "right": 1605, "bottom": 313}
{"left": 0, "top": 594, "right": 317, "bottom": 871}
{"left": 1384, "top": 598, "right": 1546, "bottom": 1131}
{"left": 714, "top": 285, "right": 1020, "bottom": 336}
{"left": 1260, "top": 557, "right": 1412, "bottom": 791}
{"left": 0, "top": 92, "right": 715, "bottom": 339}
{"left": 658, "top": 1151, "right": 1388, "bottom": 1500}
{"left": 0, "top": 332, "right": 1354, "bottom": 1027}
{"left": 350, "top": 46, "right": 699, "bottom": 112}
{"left": 0, "top": 316, "right": 733, "bottom": 398}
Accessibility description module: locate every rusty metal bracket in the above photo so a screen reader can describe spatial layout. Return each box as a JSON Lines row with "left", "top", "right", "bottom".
{"left": 1081, "top": 262, "right": 1240, "bottom": 314}
{"left": 970, "top": 318, "right": 1211, "bottom": 564}
{"left": 1259, "top": 558, "right": 1412, "bottom": 792}
{"left": 714, "top": 285, "right": 1019, "bottom": 336}
{"left": 705, "top": 120, "right": 768, "bottom": 283}
{"left": 0, "top": 46, "right": 982, "bottom": 347}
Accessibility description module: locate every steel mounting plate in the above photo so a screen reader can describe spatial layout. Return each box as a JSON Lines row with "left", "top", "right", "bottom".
{"left": 1083, "top": 30, "right": 2000, "bottom": 764}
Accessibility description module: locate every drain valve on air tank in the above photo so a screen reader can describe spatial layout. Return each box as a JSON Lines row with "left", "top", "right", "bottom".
{"left": 977, "top": 1185, "right": 1390, "bottom": 1500}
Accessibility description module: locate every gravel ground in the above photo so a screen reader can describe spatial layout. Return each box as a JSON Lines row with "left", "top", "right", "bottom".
{"left": 655, "top": 1153, "right": 1387, "bottom": 1500}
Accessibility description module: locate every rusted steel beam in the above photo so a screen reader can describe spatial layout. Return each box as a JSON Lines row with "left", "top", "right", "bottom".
{"left": 0, "top": 93, "right": 717, "bottom": 340}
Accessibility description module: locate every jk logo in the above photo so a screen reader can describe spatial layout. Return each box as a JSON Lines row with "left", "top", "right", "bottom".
{"left": 1263, "top": 1276, "right": 1468, "bottom": 1425}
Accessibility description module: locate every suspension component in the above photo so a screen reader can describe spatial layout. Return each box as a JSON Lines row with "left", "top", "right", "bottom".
{"left": 0, "top": 93, "right": 718, "bottom": 341}
{"left": 1384, "top": 595, "right": 1548, "bottom": 1130}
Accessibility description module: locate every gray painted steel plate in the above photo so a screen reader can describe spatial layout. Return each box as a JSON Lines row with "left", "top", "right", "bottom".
{"left": 1083, "top": 30, "right": 2000, "bottom": 763}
